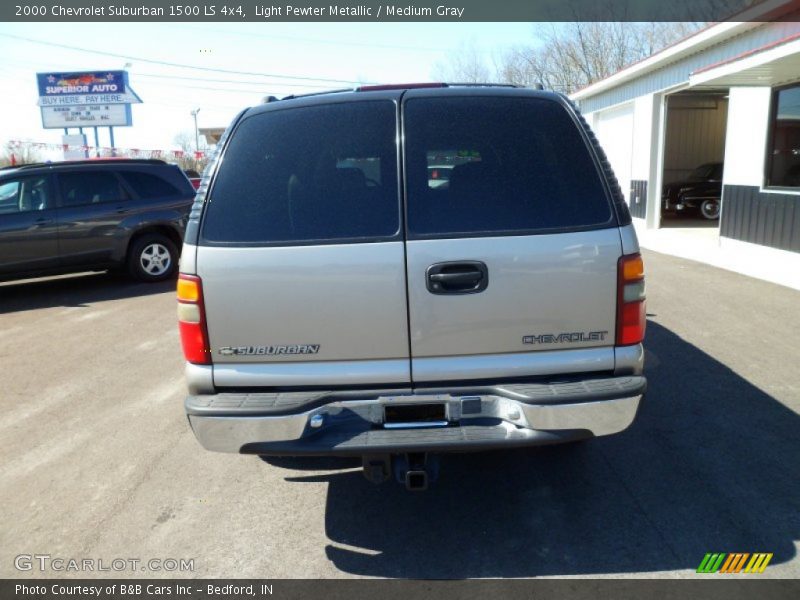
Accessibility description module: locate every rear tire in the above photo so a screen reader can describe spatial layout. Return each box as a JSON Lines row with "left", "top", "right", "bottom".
{"left": 127, "top": 234, "right": 178, "bottom": 282}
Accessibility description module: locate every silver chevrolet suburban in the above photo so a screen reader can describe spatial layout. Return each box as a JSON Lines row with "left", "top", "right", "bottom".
{"left": 178, "top": 84, "right": 646, "bottom": 490}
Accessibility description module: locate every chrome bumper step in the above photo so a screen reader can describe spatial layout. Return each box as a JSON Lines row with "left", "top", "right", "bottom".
{"left": 185, "top": 376, "right": 645, "bottom": 455}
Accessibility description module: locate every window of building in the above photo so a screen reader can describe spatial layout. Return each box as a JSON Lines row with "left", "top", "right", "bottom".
{"left": 767, "top": 84, "right": 800, "bottom": 188}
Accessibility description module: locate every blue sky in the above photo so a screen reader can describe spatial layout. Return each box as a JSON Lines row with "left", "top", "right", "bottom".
{"left": 0, "top": 22, "right": 539, "bottom": 153}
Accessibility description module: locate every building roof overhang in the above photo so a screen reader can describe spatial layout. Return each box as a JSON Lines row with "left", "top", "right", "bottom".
{"left": 570, "top": 0, "right": 799, "bottom": 101}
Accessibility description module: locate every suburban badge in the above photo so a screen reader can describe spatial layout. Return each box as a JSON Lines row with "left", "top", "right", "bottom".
{"left": 218, "top": 345, "right": 320, "bottom": 356}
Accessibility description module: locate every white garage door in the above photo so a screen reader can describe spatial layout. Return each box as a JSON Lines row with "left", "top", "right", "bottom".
{"left": 595, "top": 103, "right": 634, "bottom": 204}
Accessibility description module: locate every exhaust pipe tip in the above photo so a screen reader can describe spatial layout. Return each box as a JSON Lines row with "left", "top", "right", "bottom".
{"left": 405, "top": 470, "right": 428, "bottom": 491}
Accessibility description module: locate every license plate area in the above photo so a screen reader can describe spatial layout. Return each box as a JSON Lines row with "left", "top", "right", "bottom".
{"left": 383, "top": 403, "right": 448, "bottom": 429}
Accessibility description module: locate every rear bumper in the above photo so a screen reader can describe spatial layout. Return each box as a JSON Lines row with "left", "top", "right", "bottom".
{"left": 185, "top": 375, "right": 645, "bottom": 455}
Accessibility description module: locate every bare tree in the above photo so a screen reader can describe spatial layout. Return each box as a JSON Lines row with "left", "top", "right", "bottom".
{"left": 0, "top": 142, "right": 43, "bottom": 167}
{"left": 173, "top": 131, "right": 210, "bottom": 174}
{"left": 496, "top": 22, "right": 707, "bottom": 94}
{"left": 432, "top": 40, "right": 494, "bottom": 83}
{"left": 437, "top": 0, "right": 755, "bottom": 94}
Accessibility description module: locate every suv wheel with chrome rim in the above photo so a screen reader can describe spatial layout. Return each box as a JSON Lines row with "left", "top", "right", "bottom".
{"left": 128, "top": 234, "right": 178, "bottom": 282}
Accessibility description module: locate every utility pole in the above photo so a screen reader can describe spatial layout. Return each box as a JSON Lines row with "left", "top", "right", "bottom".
{"left": 191, "top": 108, "right": 201, "bottom": 153}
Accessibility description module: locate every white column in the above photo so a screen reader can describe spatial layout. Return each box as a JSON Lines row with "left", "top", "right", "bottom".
{"left": 722, "top": 86, "right": 772, "bottom": 188}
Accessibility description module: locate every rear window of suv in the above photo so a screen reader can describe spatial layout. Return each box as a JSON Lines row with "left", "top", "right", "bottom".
{"left": 58, "top": 171, "right": 128, "bottom": 207}
{"left": 121, "top": 170, "right": 182, "bottom": 199}
{"left": 403, "top": 96, "right": 613, "bottom": 237}
{"left": 201, "top": 101, "right": 400, "bottom": 244}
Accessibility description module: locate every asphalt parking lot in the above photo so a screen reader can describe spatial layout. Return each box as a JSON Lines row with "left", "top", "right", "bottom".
{"left": 1, "top": 249, "right": 798, "bottom": 579}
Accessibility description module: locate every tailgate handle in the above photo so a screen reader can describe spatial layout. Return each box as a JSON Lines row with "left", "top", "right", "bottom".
{"left": 426, "top": 261, "right": 488, "bottom": 295}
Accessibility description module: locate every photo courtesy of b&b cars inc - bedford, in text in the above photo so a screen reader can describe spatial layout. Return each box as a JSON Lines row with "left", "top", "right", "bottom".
{"left": 0, "top": 1, "right": 799, "bottom": 599}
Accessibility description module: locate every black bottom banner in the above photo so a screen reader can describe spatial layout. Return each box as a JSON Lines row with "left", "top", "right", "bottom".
{"left": 3, "top": 579, "right": 800, "bottom": 600}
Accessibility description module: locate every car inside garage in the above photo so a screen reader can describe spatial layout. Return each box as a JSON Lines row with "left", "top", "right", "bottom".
{"left": 660, "top": 91, "right": 729, "bottom": 229}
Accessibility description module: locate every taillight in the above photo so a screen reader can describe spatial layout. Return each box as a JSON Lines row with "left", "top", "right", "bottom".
{"left": 617, "top": 254, "right": 646, "bottom": 346}
{"left": 177, "top": 274, "right": 211, "bottom": 364}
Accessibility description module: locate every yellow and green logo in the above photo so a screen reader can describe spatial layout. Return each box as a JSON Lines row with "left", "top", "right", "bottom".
{"left": 697, "top": 553, "right": 773, "bottom": 574}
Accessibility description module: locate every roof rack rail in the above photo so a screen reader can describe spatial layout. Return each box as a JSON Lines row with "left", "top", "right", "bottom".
{"left": 268, "top": 81, "right": 538, "bottom": 103}
{"left": 280, "top": 88, "right": 354, "bottom": 101}
{"left": 445, "top": 82, "right": 522, "bottom": 88}
{"left": 1, "top": 158, "right": 167, "bottom": 171}
{"left": 0, "top": 162, "right": 53, "bottom": 170}
{"left": 356, "top": 82, "right": 447, "bottom": 91}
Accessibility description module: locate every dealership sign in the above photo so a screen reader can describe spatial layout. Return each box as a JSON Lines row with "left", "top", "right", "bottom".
{"left": 36, "top": 70, "right": 141, "bottom": 129}
{"left": 41, "top": 104, "right": 132, "bottom": 128}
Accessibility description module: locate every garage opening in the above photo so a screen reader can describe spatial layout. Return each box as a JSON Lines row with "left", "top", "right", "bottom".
{"left": 660, "top": 91, "right": 729, "bottom": 233}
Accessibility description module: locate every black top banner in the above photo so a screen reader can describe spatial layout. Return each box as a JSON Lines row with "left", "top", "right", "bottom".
{"left": 2, "top": 0, "right": 795, "bottom": 22}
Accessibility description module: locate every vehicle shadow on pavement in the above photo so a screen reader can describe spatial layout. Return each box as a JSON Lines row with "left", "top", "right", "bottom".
{"left": 0, "top": 272, "right": 175, "bottom": 314}
{"left": 279, "top": 320, "right": 799, "bottom": 577}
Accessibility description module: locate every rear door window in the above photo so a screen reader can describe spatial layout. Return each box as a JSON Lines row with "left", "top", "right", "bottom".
{"left": 201, "top": 101, "right": 400, "bottom": 244}
{"left": 121, "top": 170, "right": 181, "bottom": 199}
{"left": 403, "top": 96, "right": 613, "bottom": 237}
{"left": 57, "top": 171, "right": 128, "bottom": 207}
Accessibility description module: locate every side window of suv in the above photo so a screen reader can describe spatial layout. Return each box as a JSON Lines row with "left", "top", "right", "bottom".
{"left": 58, "top": 171, "right": 128, "bottom": 207}
{"left": 0, "top": 176, "right": 51, "bottom": 214}
{"left": 121, "top": 171, "right": 181, "bottom": 199}
{"left": 201, "top": 101, "right": 399, "bottom": 244}
{"left": 404, "top": 97, "right": 613, "bottom": 236}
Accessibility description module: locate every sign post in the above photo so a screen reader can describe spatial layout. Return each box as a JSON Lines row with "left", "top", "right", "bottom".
{"left": 61, "top": 134, "right": 89, "bottom": 160}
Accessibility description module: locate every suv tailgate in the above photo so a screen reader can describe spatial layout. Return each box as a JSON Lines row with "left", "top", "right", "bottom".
{"left": 196, "top": 98, "right": 411, "bottom": 388}
{"left": 402, "top": 91, "right": 622, "bottom": 382}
